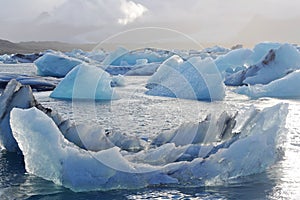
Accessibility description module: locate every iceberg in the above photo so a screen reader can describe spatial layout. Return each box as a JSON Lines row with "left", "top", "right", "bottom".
{"left": 102, "top": 47, "right": 129, "bottom": 66}
{"left": 104, "top": 62, "right": 160, "bottom": 76}
{"left": 10, "top": 103, "right": 288, "bottom": 191}
{"left": 11, "top": 53, "right": 42, "bottom": 63}
{"left": 50, "top": 64, "right": 118, "bottom": 100}
{"left": 214, "top": 48, "right": 253, "bottom": 74}
{"left": 225, "top": 43, "right": 300, "bottom": 86}
{"left": 125, "top": 63, "right": 160, "bottom": 76}
{"left": 34, "top": 52, "right": 82, "bottom": 77}
{"left": 0, "top": 73, "right": 60, "bottom": 91}
{"left": 102, "top": 47, "right": 172, "bottom": 66}
{"left": 0, "top": 79, "right": 75, "bottom": 151}
{"left": 0, "top": 80, "right": 36, "bottom": 151}
{"left": 0, "top": 54, "right": 17, "bottom": 64}
{"left": 235, "top": 70, "right": 300, "bottom": 98}
{"left": 146, "top": 56, "right": 225, "bottom": 101}
{"left": 65, "top": 49, "right": 107, "bottom": 64}
{"left": 250, "top": 42, "right": 282, "bottom": 64}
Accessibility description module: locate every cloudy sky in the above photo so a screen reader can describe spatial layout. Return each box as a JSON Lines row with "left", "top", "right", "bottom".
{"left": 0, "top": 0, "right": 300, "bottom": 48}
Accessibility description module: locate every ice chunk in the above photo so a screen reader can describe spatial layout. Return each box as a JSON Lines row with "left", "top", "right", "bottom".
{"left": 111, "top": 75, "right": 125, "bottom": 87}
{"left": 34, "top": 52, "right": 82, "bottom": 77}
{"left": 0, "top": 54, "right": 18, "bottom": 64}
{"left": 214, "top": 48, "right": 253, "bottom": 74}
{"left": 235, "top": 70, "right": 300, "bottom": 98}
{"left": 10, "top": 103, "right": 288, "bottom": 191}
{"left": 50, "top": 64, "right": 118, "bottom": 100}
{"left": 225, "top": 43, "right": 300, "bottom": 86}
{"left": 146, "top": 56, "right": 225, "bottom": 101}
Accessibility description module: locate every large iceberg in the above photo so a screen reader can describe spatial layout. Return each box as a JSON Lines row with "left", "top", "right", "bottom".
{"left": 50, "top": 64, "right": 118, "bottom": 100}
{"left": 235, "top": 70, "right": 300, "bottom": 98}
{"left": 146, "top": 56, "right": 225, "bottom": 101}
{"left": 10, "top": 103, "right": 288, "bottom": 191}
{"left": 34, "top": 52, "right": 82, "bottom": 77}
{"left": 225, "top": 43, "right": 300, "bottom": 86}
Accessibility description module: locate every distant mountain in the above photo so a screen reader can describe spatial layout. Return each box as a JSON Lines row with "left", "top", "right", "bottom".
{"left": 0, "top": 39, "right": 96, "bottom": 54}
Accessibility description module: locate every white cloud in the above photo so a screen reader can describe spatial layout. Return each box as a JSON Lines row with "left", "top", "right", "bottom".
{"left": 118, "top": 0, "right": 148, "bottom": 25}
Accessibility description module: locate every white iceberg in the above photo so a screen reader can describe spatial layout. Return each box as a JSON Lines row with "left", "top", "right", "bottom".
{"left": 214, "top": 48, "right": 253, "bottom": 74}
{"left": 10, "top": 103, "right": 288, "bottom": 191}
{"left": 146, "top": 56, "right": 225, "bottom": 101}
{"left": 235, "top": 70, "right": 300, "bottom": 98}
{"left": 225, "top": 43, "right": 300, "bottom": 86}
{"left": 250, "top": 42, "right": 282, "bottom": 64}
{"left": 34, "top": 52, "right": 82, "bottom": 77}
{"left": 50, "top": 64, "right": 118, "bottom": 100}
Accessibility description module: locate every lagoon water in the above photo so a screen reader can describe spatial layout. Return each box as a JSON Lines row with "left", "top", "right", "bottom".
{"left": 1, "top": 64, "right": 300, "bottom": 199}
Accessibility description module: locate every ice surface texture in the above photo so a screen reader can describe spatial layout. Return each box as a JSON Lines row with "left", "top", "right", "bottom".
{"left": 146, "top": 56, "right": 225, "bottom": 101}
{"left": 10, "top": 103, "right": 288, "bottom": 191}
{"left": 34, "top": 52, "right": 82, "bottom": 78}
{"left": 50, "top": 63, "right": 118, "bottom": 100}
